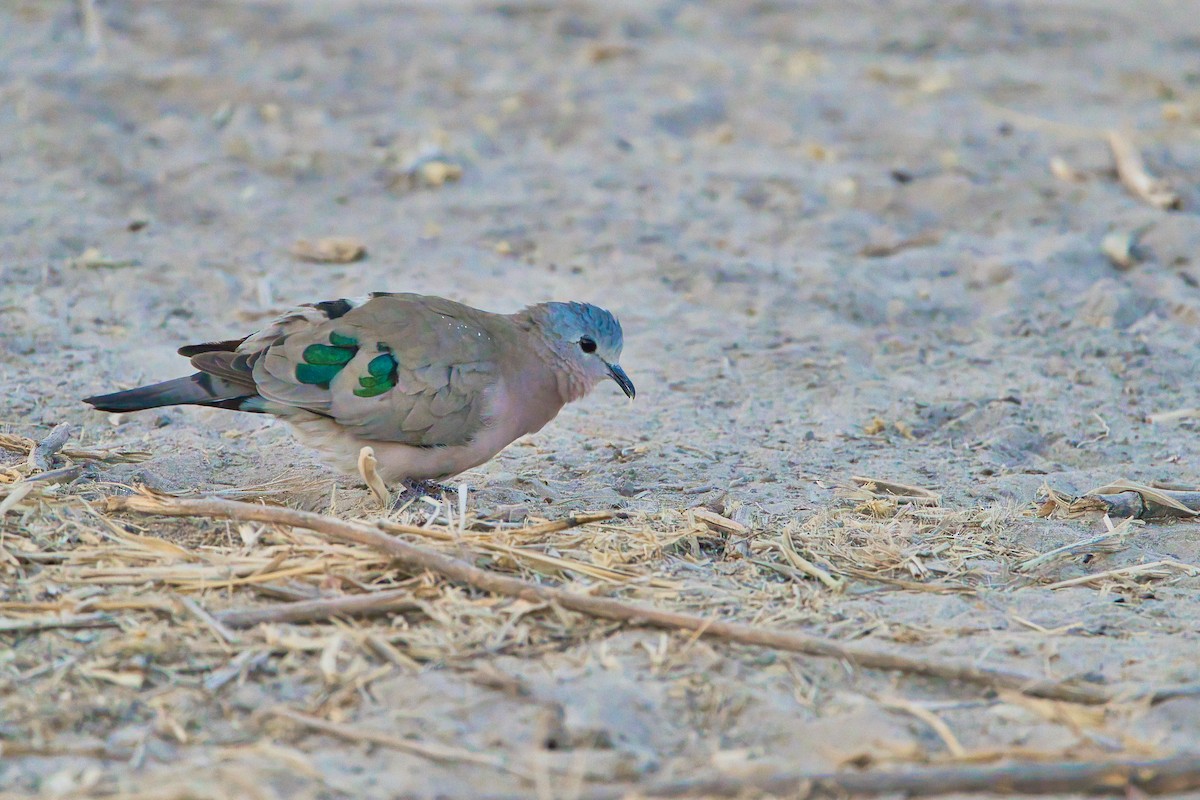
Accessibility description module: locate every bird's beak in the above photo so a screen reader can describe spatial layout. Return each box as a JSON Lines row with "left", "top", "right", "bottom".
{"left": 606, "top": 363, "right": 636, "bottom": 400}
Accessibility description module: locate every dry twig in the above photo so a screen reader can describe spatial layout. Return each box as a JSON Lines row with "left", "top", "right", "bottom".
{"left": 852, "top": 475, "right": 940, "bottom": 502}
{"left": 500, "top": 510, "right": 621, "bottom": 535}
{"left": 379, "top": 518, "right": 661, "bottom": 585}
{"left": 1042, "top": 480, "right": 1200, "bottom": 520}
{"left": 0, "top": 432, "right": 143, "bottom": 462}
{"left": 0, "top": 612, "right": 118, "bottom": 633}
{"left": 879, "top": 695, "right": 966, "bottom": 757}
{"left": 217, "top": 588, "right": 422, "bottom": 628}
{"left": 106, "top": 494, "right": 1143, "bottom": 705}
{"left": 690, "top": 508, "right": 748, "bottom": 535}
{"left": 1042, "top": 560, "right": 1198, "bottom": 591}
{"left": 177, "top": 595, "right": 241, "bottom": 645}
{"left": 1017, "top": 515, "right": 1141, "bottom": 573}
{"left": 1090, "top": 480, "right": 1200, "bottom": 516}
{"left": 27, "top": 422, "right": 74, "bottom": 472}
{"left": 777, "top": 529, "right": 844, "bottom": 591}
{"left": 577, "top": 753, "right": 1200, "bottom": 799}
{"left": 1107, "top": 131, "right": 1182, "bottom": 210}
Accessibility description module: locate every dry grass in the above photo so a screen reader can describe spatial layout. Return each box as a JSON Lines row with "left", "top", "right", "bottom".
{"left": 1, "top": 430, "right": 703, "bottom": 764}
{"left": 3, "top": 433, "right": 1199, "bottom": 796}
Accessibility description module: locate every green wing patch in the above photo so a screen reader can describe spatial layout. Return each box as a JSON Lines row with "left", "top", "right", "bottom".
{"left": 296, "top": 333, "right": 359, "bottom": 388}
{"left": 302, "top": 344, "right": 356, "bottom": 366}
{"left": 354, "top": 351, "right": 398, "bottom": 398}
{"left": 294, "top": 334, "right": 396, "bottom": 396}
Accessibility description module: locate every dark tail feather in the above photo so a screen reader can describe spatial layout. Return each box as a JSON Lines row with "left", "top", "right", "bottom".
{"left": 84, "top": 373, "right": 260, "bottom": 413}
{"left": 177, "top": 338, "right": 248, "bottom": 358}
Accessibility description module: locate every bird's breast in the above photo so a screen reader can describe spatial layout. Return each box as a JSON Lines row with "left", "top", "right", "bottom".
{"left": 485, "top": 370, "right": 565, "bottom": 440}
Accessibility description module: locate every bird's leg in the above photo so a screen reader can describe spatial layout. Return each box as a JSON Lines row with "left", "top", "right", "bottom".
{"left": 417, "top": 478, "right": 456, "bottom": 495}
{"left": 390, "top": 479, "right": 455, "bottom": 511}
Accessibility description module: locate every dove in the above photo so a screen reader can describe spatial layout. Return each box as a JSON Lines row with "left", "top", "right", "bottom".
{"left": 84, "top": 293, "right": 635, "bottom": 489}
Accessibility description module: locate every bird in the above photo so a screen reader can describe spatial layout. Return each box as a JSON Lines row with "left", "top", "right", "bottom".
{"left": 84, "top": 292, "right": 635, "bottom": 491}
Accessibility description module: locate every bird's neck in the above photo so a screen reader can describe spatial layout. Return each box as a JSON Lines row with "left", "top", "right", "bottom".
{"left": 556, "top": 364, "right": 594, "bottom": 404}
{"left": 511, "top": 308, "right": 594, "bottom": 405}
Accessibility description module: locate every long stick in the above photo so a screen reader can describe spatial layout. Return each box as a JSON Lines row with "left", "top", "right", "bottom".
{"left": 217, "top": 588, "right": 421, "bottom": 628}
{"left": 0, "top": 612, "right": 117, "bottom": 633}
{"left": 105, "top": 495, "right": 1127, "bottom": 704}
{"left": 577, "top": 753, "right": 1200, "bottom": 799}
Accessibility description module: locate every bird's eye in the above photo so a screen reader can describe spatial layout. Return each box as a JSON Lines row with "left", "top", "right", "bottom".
{"left": 579, "top": 336, "right": 597, "bottom": 354}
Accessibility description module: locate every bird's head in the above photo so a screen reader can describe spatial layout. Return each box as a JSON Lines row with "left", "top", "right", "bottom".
{"left": 531, "top": 301, "right": 635, "bottom": 401}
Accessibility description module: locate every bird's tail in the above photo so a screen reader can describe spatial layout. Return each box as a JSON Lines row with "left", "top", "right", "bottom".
{"left": 84, "top": 373, "right": 260, "bottom": 413}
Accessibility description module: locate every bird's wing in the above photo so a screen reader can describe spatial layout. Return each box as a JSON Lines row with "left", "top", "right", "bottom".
{"left": 238, "top": 293, "right": 502, "bottom": 446}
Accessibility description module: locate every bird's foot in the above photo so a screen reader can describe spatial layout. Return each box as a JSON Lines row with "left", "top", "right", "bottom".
{"left": 390, "top": 479, "right": 455, "bottom": 511}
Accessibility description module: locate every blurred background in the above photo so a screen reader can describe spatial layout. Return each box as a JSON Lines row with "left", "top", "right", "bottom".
{"left": 3, "top": 1, "right": 1200, "bottom": 796}
{"left": 3, "top": 1, "right": 1200, "bottom": 504}
{"left": 4, "top": 1, "right": 1200, "bottom": 507}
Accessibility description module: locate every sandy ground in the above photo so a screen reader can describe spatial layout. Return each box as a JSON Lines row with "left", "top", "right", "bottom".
{"left": 4, "top": 0, "right": 1200, "bottom": 797}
